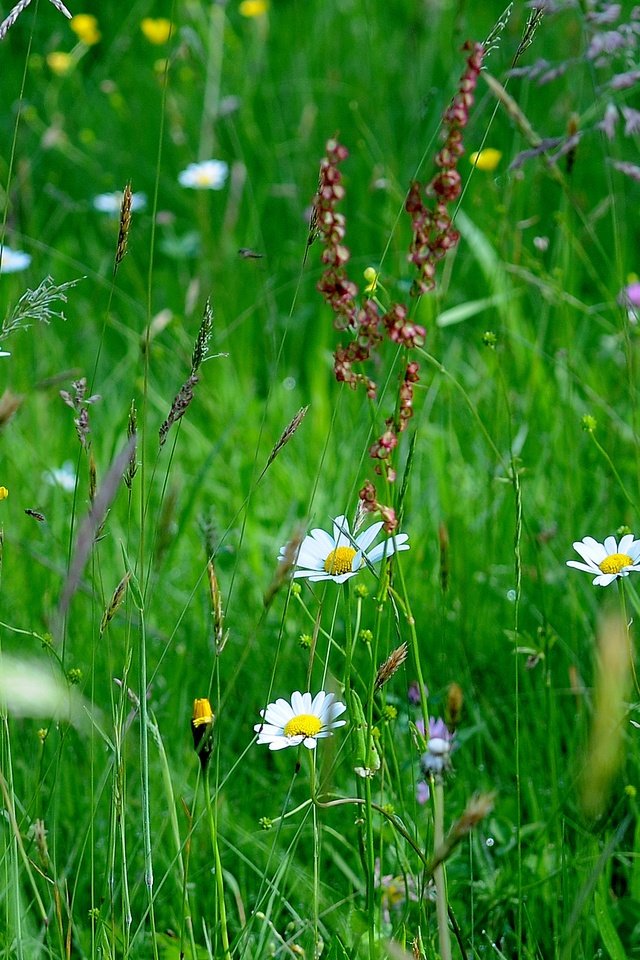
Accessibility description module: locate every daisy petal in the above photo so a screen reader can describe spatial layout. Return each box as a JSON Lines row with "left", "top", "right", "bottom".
{"left": 355, "top": 521, "right": 384, "bottom": 553}
{"left": 566, "top": 560, "right": 600, "bottom": 573}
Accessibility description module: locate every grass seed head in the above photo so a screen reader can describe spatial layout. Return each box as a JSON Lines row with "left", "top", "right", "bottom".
{"left": 100, "top": 573, "right": 131, "bottom": 635}
{"left": 374, "top": 642, "right": 409, "bottom": 691}
{"left": 114, "top": 182, "right": 133, "bottom": 269}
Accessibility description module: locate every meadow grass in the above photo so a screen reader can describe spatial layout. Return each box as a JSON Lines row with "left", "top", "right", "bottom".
{"left": 1, "top": 0, "right": 640, "bottom": 957}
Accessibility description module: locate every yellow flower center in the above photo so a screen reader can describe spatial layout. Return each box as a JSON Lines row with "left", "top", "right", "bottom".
{"left": 196, "top": 170, "right": 214, "bottom": 186}
{"left": 324, "top": 546, "right": 357, "bottom": 575}
{"left": 599, "top": 552, "right": 633, "bottom": 575}
{"left": 284, "top": 714, "right": 323, "bottom": 739}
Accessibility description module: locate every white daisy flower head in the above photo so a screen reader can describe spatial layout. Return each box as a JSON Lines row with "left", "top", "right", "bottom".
{"left": 93, "top": 191, "right": 147, "bottom": 214}
{"left": 0, "top": 248, "right": 31, "bottom": 274}
{"left": 178, "top": 159, "right": 229, "bottom": 190}
{"left": 254, "top": 690, "right": 347, "bottom": 751}
{"left": 567, "top": 534, "right": 640, "bottom": 586}
{"left": 280, "top": 514, "right": 410, "bottom": 584}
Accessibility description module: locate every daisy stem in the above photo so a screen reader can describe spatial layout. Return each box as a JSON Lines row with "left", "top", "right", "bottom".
{"left": 617, "top": 579, "right": 640, "bottom": 697}
{"left": 203, "top": 768, "right": 232, "bottom": 960}
{"left": 432, "top": 778, "right": 452, "bottom": 960}
{"left": 308, "top": 751, "right": 321, "bottom": 956}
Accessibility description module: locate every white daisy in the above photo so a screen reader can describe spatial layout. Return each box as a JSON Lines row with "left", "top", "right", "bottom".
{"left": 93, "top": 191, "right": 147, "bottom": 214}
{"left": 0, "top": 248, "right": 31, "bottom": 274}
{"left": 178, "top": 159, "right": 229, "bottom": 190}
{"left": 280, "top": 514, "right": 410, "bottom": 584}
{"left": 566, "top": 534, "right": 640, "bottom": 586}
{"left": 254, "top": 690, "right": 347, "bottom": 751}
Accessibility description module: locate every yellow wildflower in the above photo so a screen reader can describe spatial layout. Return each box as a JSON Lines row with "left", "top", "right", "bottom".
{"left": 469, "top": 148, "right": 502, "bottom": 172}
{"left": 191, "top": 698, "right": 215, "bottom": 771}
{"left": 0, "top": 487, "right": 7, "bottom": 500}
{"left": 140, "top": 18, "right": 173, "bottom": 45}
{"left": 46, "top": 51, "right": 74, "bottom": 76}
{"left": 239, "top": 0, "right": 269, "bottom": 16}
{"left": 70, "top": 14, "right": 101, "bottom": 45}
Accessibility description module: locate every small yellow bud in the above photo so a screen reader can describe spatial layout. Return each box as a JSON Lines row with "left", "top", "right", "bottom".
{"left": 46, "top": 51, "right": 74, "bottom": 76}
{"left": 140, "top": 18, "right": 173, "bottom": 44}
{"left": 0, "top": 486, "right": 8, "bottom": 500}
{"left": 363, "top": 267, "right": 379, "bottom": 294}
{"left": 70, "top": 14, "right": 101, "bottom": 45}
{"left": 469, "top": 148, "right": 502, "bottom": 172}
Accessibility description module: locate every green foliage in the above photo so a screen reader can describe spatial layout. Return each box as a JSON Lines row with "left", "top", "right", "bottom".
{"left": 1, "top": 1, "right": 640, "bottom": 958}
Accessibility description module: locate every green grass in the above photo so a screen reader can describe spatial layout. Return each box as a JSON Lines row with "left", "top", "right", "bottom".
{"left": 2, "top": 0, "right": 640, "bottom": 957}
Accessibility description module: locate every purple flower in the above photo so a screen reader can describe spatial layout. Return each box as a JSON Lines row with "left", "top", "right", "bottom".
{"left": 416, "top": 780, "right": 430, "bottom": 804}
{"left": 417, "top": 716, "right": 457, "bottom": 777}
{"left": 407, "top": 681, "right": 428, "bottom": 705}
{"left": 619, "top": 282, "right": 640, "bottom": 309}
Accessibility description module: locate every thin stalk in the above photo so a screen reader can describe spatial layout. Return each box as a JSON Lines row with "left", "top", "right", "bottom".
{"left": 138, "top": 611, "right": 158, "bottom": 960}
{"left": 308, "top": 753, "right": 320, "bottom": 957}
{"left": 363, "top": 777, "right": 376, "bottom": 960}
{"left": 432, "top": 779, "right": 452, "bottom": 960}
{"left": 618, "top": 580, "right": 639, "bottom": 697}
{"left": 199, "top": 1, "right": 226, "bottom": 160}
{"left": 204, "top": 768, "right": 232, "bottom": 960}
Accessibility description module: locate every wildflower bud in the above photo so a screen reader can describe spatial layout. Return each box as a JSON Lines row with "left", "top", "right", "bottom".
{"left": 298, "top": 633, "right": 312, "bottom": 649}
{"left": 581, "top": 414, "right": 597, "bottom": 432}
{"left": 445, "top": 682, "right": 464, "bottom": 730}
{"left": 0, "top": 486, "right": 7, "bottom": 499}
{"left": 482, "top": 331, "right": 497, "bottom": 348}
{"left": 191, "top": 698, "right": 215, "bottom": 772}
{"left": 67, "top": 668, "right": 82, "bottom": 685}
{"left": 363, "top": 266, "right": 378, "bottom": 293}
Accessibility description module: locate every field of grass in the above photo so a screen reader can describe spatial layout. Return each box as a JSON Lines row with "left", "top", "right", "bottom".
{"left": 2, "top": 0, "right": 640, "bottom": 957}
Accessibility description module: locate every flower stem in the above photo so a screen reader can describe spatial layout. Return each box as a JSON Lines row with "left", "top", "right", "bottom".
{"left": 204, "top": 768, "right": 232, "bottom": 960}
{"left": 308, "top": 752, "right": 321, "bottom": 957}
{"left": 433, "top": 779, "right": 452, "bottom": 960}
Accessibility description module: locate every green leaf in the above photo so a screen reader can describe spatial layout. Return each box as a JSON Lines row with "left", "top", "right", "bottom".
{"left": 594, "top": 889, "right": 626, "bottom": 960}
